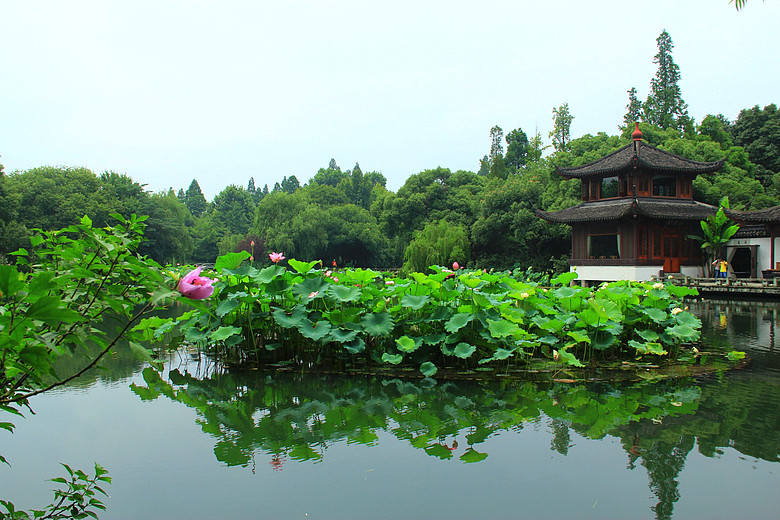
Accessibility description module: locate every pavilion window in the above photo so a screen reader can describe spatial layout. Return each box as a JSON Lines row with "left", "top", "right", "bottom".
{"left": 588, "top": 234, "right": 620, "bottom": 259}
{"left": 652, "top": 176, "right": 676, "bottom": 197}
{"left": 601, "top": 176, "right": 619, "bottom": 198}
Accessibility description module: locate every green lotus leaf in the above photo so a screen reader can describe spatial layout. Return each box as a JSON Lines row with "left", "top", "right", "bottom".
{"left": 327, "top": 284, "right": 362, "bottom": 302}
{"left": 214, "top": 250, "right": 251, "bottom": 271}
{"left": 459, "top": 448, "right": 489, "bottom": 464}
{"left": 665, "top": 323, "right": 700, "bottom": 342}
{"left": 343, "top": 337, "right": 366, "bottom": 354}
{"left": 551, "top": 272, "right": 578, "bottom": 286}
{"left": 361, "top": 312, "right": 394, "bottom": 336}
{"left": 445, "top": 312, "right": 473, "bottom": 333}
{"left": 288, "top": 259, "right": 320, "bottom": 275}
{"left": 396, "top": 335, "right": 421, "bottom": 353}
{"left": 557, "top": 348, "right": 584, "bottom": 367}
{"left": 215, "top": 298, "right": 241, "bottom": 317}
{"left": 272, "top": 306, "right": 306, "bottom": 329}
{"left": 488, "top": 319, "right": 519, "bottom": 338}
{"left": 419, "top": 361, "right": 438, "bottom": 377}
{"left": 454, "top": 342, "right": 477, "bottom": 359}
{"left": 400, "top": 294, "right": 429, "bottom": 310}
{"left": 640, "top": 307, "right": 668, "bottom": 324}
{"left": 566, "top": 330, "right": 591, "bottom": 345}
{"left": 298, "top": 319, "right": 331, "bottom": 341}
{"left": 328, "top": 327, "right": 359, "bottom": 343}
{"left": 209, "top": 325, "right": 243, "bottom": 342}
{"left": 381, "top": 352, "right": 403, "bottom": 365}
{"left": 253, "top": 264, "right": 286, "bottom": 284}
{"left": 636, "top": 329, "right": 660, "bottom": 342}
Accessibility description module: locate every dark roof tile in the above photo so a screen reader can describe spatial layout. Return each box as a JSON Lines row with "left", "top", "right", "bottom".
{"left": 557, "top": 141, "right": 724, "bottom": 178}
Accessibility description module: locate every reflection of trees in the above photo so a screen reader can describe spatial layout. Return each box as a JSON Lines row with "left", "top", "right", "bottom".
{"left": 131, "top": 369, "right": 703, "bottom": 469}
{"left": 129, "top": 364, "right": 780, "bottom": 519}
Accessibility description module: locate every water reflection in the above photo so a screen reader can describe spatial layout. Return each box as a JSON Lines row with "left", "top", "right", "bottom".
{"left": 27, "top": 301, "right": 780, "bottom": 519}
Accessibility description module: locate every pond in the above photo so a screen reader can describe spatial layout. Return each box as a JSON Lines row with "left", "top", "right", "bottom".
{"left": 2, "top": 300, "right": 780, "bottom": 519}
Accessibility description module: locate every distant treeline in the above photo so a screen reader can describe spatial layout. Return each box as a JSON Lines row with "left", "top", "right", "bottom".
{"left": 1, "top": 104, "right": 777, "bottom": 273}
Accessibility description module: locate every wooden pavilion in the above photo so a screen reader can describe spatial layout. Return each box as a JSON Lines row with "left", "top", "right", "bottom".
{"left": 536, "top": 124, "right": 724, "bottom": 283}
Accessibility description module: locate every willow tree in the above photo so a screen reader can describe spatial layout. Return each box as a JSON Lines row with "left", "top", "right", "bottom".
{"left": 401, "top": 219, "right": 470, "bottom": 274}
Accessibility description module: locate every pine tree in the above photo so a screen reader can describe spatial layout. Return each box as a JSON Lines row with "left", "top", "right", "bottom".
{"left": 549, "top": 103, "right": 574, "bottom": 151}
{"left": 185, "top": 179, "right": 208, "bottom": 217}
{"left": 623, "top": 87, "right": 643, "bottom": 126}
{"left": 643, "top": 30, "right": 689, "bottom": 131}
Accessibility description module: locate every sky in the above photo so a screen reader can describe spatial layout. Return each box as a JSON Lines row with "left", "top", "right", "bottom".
{"left": 1, "top": 0, "right": 778, "bottom": 200}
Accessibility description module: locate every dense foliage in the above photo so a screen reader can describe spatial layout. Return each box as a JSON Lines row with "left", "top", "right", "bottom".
{"left": 2, "top": 102, "right": 777, "bottom": 273}
{"left": 167, "top": 253, "right": 705, "bottom": 378}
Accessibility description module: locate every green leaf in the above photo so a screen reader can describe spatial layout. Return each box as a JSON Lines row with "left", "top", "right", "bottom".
{"left": 453, "top": 342, "right": 477, "bottom": 359}
{"left": 327, "top": 285, "right": 362, "bottom": 302}
{"left": 25, "top": 295, "right": 81, "bottom": 324}
{"left": 216, "top": 298, "right": 241, "bottom": 317}
{"left": 419, "top": 361, "right": 438, "bottom": 377}
{"left": 557, "top": 349, "right": 584, "bottom": 367}
{"left": 640, "top": 307, "right": 668, "bottom": 324}
{"left": 215, "top": 251, "right": 251, "bottom": 271}
{"left": 381, "top": 352, "right": 403, "bottom": 365}
{"left": 445, "top": 312, "right": 473, "bottom": 333}
{"left": 637, "top": 329, "right": 660, "bottom": 342}
{"left": 566, "top": 330, "right": 591, "bottom": 345}
{"left": 129, "top": 341, "right": 159, "bottom": 368}
{"left": 209, "top": 326, "right": 243, "bottom": 342}
{"left": 400, "top": 294, "right": 429, "bottom": 310}
{"left": 361, "top": 312, "right": 394, "bottom": 336}
{"left": 396, "top": 335, "right": 420, "bottom": 353}
{"left": 298, "top": 320, "right": 331, "bottom": 341}
{"left": 459, "top": 448, "right": 489, "bottom": 464}
{"left": 487, "top": 319, "right": 518, "bottom": 338}
{"left": 551, "top": 272, "right": 578, "bottom": 286}
{"left": 288, "top": 258, "right": 319, "bottom": 275}
{"left": 726, "top": 350, "right": 746, "bottom": 361}
{"left": 253, "top": 265, "right": 286, "bottom": 283}
{"left": 665, "top": 323, "right": 700, "bottom": 342}
{"left": 329, "top": 327, "right": 359, "bottom": 343}
{"left": 272, "top": 306, "right": 306, "bottom": 328}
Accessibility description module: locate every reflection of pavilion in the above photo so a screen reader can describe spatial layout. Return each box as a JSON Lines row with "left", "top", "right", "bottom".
{"left": 537, "top": 125, "right": 722, "bottom": 284}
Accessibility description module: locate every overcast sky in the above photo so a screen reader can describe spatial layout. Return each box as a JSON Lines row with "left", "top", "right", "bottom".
{"left": 1, "top": 0, "right": 777, "bottom": 199}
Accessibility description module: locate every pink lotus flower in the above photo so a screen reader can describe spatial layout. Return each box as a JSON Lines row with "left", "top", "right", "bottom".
{"left": 308, "top": 291, "right": 319, "bottom": 299}
{"left": 269, "top": 252, "right": 286, "bottom": 263}
{"left": 333, "top": 277, "right": 339, "bottom": 283}
{"left": 177, "top": 266, "right": 214, "bottom": 300}
{"left": 385, "top": 280, "right": 395, "bottom": 285}
{"left": 453, "top": 261, "right": 460, "bottom": 270}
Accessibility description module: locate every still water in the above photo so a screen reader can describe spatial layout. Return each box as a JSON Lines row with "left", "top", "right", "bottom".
{"left": 2, "top": 300, "right": 780, "bottom": 519}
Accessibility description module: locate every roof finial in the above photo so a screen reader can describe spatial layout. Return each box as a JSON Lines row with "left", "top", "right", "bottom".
{"left": 631, "top": 122, "right": 643, "bottom": 141}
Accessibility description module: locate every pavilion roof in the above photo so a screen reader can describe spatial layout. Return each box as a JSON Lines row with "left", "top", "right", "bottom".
{"left": 726, "top": 206, "right": 780, "bottom": 224}
{"left": 535, "top": 198, "right": 717, "bottom": 224}
{"left": 556, "top": 140, "right": 725, "bottom": 179}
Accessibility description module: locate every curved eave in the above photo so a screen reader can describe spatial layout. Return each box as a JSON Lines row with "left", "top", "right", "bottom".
{"left": 557, "top": 141, "right": 725, "bottom": 179}
{"left": 536, "top": 198, "right": 717, "bottom": 225}
{"left": 726, "top": 206, "right": 780, "bottom": 224}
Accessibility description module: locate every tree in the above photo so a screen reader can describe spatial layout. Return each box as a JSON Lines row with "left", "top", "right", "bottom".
{"left": 488, "top": 126, "right": 508, "bottom": 178}
{"left": 402, "top": 219, "right": 470, "bottom": 274}
{"left": 550, "top": 103, "right": 574, "bottom": 152}
{"left": 624, "top": 87, "right": 643, "bottom": 126}
{"left": 185, "top": 179, "right": 208, "bottom": 217}
{"left": 280, "top": 175, "right": 300, "bottom": 194}
{"left": 643, "top": 30, "right": 690, "bottom": 132}
{"left": 505, "top": 128, "right": 529, "bottom": 171}
{"left": 212, "top": 185, "right": 254, "bottom": 236}
{"left": 688, "top": 197, "right": 740, "bottom": 276}
{"left": 730, "top": 104, "right": 780, "bottom": 176}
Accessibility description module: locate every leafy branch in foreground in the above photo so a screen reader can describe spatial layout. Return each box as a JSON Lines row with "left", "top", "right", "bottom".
{"left": 0, "top": 463, "right": 111, "bottom": 520}
{"left": 0, "top": 215, "right": 179, "bottom": 518}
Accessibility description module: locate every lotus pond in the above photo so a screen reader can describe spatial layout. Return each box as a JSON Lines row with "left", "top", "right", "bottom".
{"left": 2, "top": 299, "right": 779, "bottom": 519}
